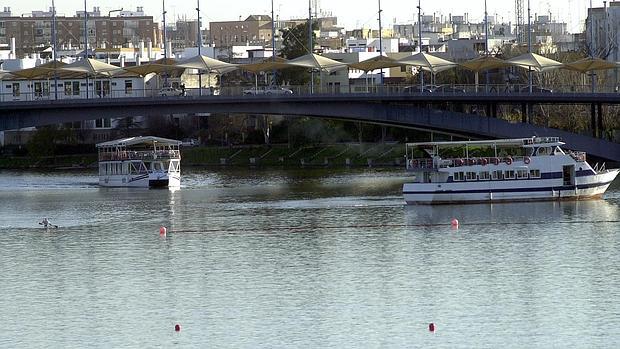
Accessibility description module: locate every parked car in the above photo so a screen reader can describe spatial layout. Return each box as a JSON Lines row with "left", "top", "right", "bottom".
{"left": 402, "top": 85, "right": 433, "bottom": 94}
{"left": 432, "top": 85, "right": 466, "bottom": 93}
{"left": 180, "top": 138, "right": 199, "bottom": 147}
{"left": 158, "top": 87, "right": 184, "bottom": 96}
{"left": 519, "top": 86, "right": 553, "bottom": 93}
{"left": 243, "top": 86, "right": 293, "bottom": 95}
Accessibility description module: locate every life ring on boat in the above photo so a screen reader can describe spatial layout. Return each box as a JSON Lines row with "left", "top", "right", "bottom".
{"left": 524, "top": 156, "right": 531, "bottom": 164}
{"left": 505, "top": 157, "right": 513, "bottom": 165}
{"left": 481, "top": 158, "right": 488, "bottom": 166}
{"left": 491, "top": 157, "right": 500, "bottom": 165}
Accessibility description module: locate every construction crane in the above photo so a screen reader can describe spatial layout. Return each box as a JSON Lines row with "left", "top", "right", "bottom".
{"left": 515, "top": 0, "right": 524, "bottom": 44}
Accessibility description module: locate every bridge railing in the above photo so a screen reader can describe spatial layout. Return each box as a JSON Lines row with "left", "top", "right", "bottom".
{"left": 1, "top": 83, "right": 619, "bottom": 103}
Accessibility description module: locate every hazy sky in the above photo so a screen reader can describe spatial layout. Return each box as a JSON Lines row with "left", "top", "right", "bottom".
{"left": 5, "top": 0, "right": 598, "bottom": 33}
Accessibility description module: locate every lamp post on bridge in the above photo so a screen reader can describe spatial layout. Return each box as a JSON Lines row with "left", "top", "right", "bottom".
{"left": 417, "top": 0, "right": 423, "bottom": 91}
{"left": 378, "top": 0, "right": 383, "bottom": 86}
{"left": 52, "top": 0, "right": 58, "bottom": 100}
{"left": 197, "top": 0, "right": 202, "bottom": 96}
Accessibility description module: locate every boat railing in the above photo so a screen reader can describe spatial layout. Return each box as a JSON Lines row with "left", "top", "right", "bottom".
{"left": 99, "top": 150, "right": 181, "bottom": 161}
{"left": 406, "top": 158, "right": 435, "bottom": 170}
{"left": 568, "top": 151, "right": 586, "bottom": 162}
{"left": 593, "top": 162, "right": 606, "bottom": 172}
{"left": 407, "top": 156, "right": 533, "bottom": 170}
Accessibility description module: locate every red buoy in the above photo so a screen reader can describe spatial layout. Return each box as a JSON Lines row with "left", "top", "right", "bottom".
{"left": 175, "top": 324, "right": 181, "bottom": 332}
{"left": 429, "top": 323, "right": 435, "bottom": 332}
{"left": 159, "top": 226, "right": 167, "bottom": 236}
{"left": 450, "top": 218, "right": 459, "bottom": 229}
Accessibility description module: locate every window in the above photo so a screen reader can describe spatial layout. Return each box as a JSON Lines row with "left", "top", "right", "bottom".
{"left": 64, "top": 81, "right": 72, "bottom": 95}
{"left": 505, "top": 170, "right": 515, "bottom": 179}
{"left": 72, "top": 81, "right": 80, "bottom": 95}
{"left": 453, "top": 172, "right": 465, "bottom": 181}
{"left": 95, "top": 118, "right": 111, "bottom": 128}
{"left": 11, "top": 83, "right": 20, "bottom": 97}
{"left": 124, "top": 80, "right": 133, "bottom": 94}
{"left": 479, "top": 171, "right": 490, "bottom": 180}
{"left": 516, "top": 169, "right": 528, "bottom": 179}
{"left": 530, "top": 169, "right": 541, "bottom": 178}
{"left": 466, "top": 171, "right": 477, "bottom": 181}
{"left": 491, "top": 170, "right": 504, "bottom": 180}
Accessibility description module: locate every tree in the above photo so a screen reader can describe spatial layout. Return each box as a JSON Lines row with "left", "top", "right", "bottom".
{"left": 279, "top": 21, "right": 318, "bottom": 85}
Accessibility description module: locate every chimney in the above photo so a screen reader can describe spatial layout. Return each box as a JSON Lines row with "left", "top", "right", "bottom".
{"left": 10, "top": 37, "right": 16, "bottom": 59}
{"left": 166, "top": 41, "right": 172, "bottom": 58}
{"left": 147, "top": 40, "right": 153, "bottom": 60}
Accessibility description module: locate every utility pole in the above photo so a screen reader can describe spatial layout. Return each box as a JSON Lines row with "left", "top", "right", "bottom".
{"left": 378, "top": 0, "right": 383, "bottom": 86}
{"left": 197, "top": 0, "right": 202, "bottom": 96}
{"left": 527, "top": 0, "right": 532, "bottom": 93}
{"left": 308, "top": 0, "right": 314, "bottom": 94}
{"left": 84, "top": 0, "right": 89, "bottom": 98}
{"left": 271, "top": 0, "right": 276, "bottom": 84}
{"left": 163, "top": 0, "right": 168, "bottom": 60}
{"left": 417, "top": 0, "right": 424, "bottom": 90}
{"left": 484, "top": 0, "right": 489, "bottom": 88}
{"left": 52, "top": 0, "right": 58, "bottom": 100}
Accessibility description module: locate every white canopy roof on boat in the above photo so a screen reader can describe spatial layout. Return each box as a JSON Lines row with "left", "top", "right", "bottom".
{"left": 406, "top": 137, "right": 564, "bottom": 148}
{"left": 96, "top": 136, "right": 182, "bottom": 148}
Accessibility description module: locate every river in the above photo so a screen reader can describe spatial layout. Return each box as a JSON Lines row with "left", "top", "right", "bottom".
{"left": 0, "top": 168, "right": 618, "bottom": 348}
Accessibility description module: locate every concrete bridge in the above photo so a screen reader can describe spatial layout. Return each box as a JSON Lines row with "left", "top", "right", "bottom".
{"left": 1, "top": 92, "right": 619, "bottom": 161}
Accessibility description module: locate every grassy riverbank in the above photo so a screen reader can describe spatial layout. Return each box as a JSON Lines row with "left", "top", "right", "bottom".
{"left": 0, "top": 143, "right": 407, "bottom": 169}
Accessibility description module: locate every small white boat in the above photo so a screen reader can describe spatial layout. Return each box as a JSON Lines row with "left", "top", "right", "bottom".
{"left": 403, "top": 137, "right": 619, "bottom": 204}
{"left": 96, "top": 136, "right": 182, "bottom": 188}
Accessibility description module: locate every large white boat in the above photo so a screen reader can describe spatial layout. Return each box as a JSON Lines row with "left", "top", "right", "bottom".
{"left": 403, "top": 137, "right": 619, "bottom": 204}
{"left": 96, "top": 136, "right": 182, "bottom": 188}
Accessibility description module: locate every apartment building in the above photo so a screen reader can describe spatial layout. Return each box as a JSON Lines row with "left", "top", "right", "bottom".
{"left": 0, "top": 7, "right": 159, "bottom": 57}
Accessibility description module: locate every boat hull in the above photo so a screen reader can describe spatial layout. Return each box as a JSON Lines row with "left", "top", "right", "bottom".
{"left": 99, "top": 173, "right": 181, "bottom": 188}
{"left": 403, "top": 169, "right": 619, "bottom": 204}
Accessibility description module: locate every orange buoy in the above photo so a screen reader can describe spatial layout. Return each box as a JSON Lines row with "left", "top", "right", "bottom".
{"left": 159, "top": 226, "right": 167, "bottom": 236}
{"left": 175, "top": 324, "right": 181, "bottom": 332}
{"left": 429, "top": 323, "right": 435, "bottom": 332}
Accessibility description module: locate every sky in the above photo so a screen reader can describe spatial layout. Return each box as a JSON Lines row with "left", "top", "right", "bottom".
{"left": 5, "top": 0, "right": 600, "bottom": 34}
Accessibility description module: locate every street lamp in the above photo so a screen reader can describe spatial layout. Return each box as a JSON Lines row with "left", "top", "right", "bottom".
{"left": 197, "top": 0, "right": 202, "bottom": 96}
{"left": 417, "top": 0, "right": 423, "bottom": 90}
{"left": 378, "top": 0, "right": 383, "bottom": 85}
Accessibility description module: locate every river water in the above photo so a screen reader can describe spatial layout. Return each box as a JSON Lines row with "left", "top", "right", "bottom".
{"left": 0, "top": 168, "right": 618, "bottom": 348}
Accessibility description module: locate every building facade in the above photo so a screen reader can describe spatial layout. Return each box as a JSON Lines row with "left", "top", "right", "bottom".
{"left": 0, "top": 7, "right": 159, "bottom": 57}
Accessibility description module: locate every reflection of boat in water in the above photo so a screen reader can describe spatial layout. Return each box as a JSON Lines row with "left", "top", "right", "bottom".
{"left": 96, "top": 136, "right": 181, "bottom": 188}
{"left": 406, "top": 199, "right": 619, "bottom": 227}
{"left": 403, "top": 137, "right": 619, "bottom": 204}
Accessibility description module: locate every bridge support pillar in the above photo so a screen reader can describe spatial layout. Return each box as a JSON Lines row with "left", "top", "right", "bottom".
{"left": 597, "top": 103, "right": 604, "bottom": 139}
{"left": 590, "top": 103, "right": 597, "bottom": 138}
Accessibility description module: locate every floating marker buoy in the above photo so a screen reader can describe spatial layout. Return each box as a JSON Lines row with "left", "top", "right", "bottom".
{"left": 429, "top": 323, "right": 435, "bottom": 332}
{"left": 159, "top": 226, "right": 167, "bottom": 236}
{"left": 175, "top": 324, "right": 181, "bottom": 332}
{"left": 450, "top": 218, "right": 459, "bottom": 229}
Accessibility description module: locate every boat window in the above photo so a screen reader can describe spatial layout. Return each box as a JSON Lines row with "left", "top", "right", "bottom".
{"left": 453, "top": 172, "right": 465, "bottom": 181}
{"left": 479, "top": 171, "right": 490, "bottom": 180}
{"left": 530, "top": 169, "right": 541, "bottom": 178}
{"left": 516, "top": 169, "right": 528, "bottom": 179}
{"left": 536, "top": 147, "right": 551, "bottom": 156}
{"left": 505, "top": 170, "right": 515, "bottom": 179}
{"left": 491, "top": 170, "right": 503, "bottom": 180}
{"left": 466, "top": 172, "right": 477, "bottom": 181}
